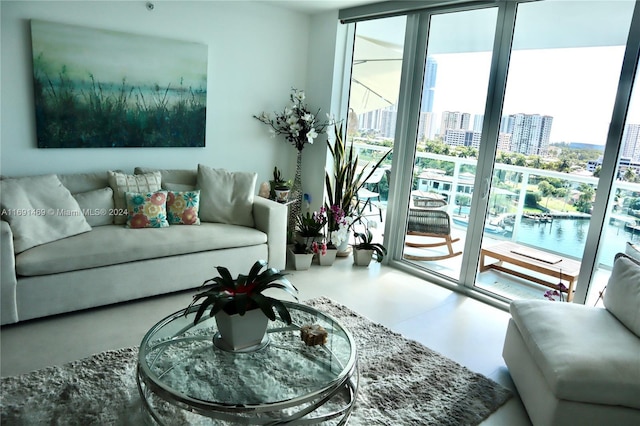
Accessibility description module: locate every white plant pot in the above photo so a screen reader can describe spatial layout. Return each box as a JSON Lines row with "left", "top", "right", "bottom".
{"left": 353, "top": 249, "right": 374, "bottom": 266}
{"left": 288, "top": 248, "right": 314, "bottom": 270}
{"left": 214, "top": 309, "right": 269, "bottom": 352}
{"left": 317, "top": 248, "right": 338, "bottom": 266}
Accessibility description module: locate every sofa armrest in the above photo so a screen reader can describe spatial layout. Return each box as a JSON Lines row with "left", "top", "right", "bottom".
{"left": 1, "top": 220, "right": 19, "bottom": 324}
{"left": 252, "top": 197, "right": 287, "bottom": 270}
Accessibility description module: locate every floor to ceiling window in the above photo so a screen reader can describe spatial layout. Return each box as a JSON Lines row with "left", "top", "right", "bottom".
{"left": 345, "top": 16, "right": 406, "bottom": 234}
{"left": 340, "top": 0, "right": 639, "bottom": 305}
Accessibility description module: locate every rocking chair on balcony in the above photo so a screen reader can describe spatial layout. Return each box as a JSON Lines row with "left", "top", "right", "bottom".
{"left": 404, "top": 203, "right": 462, "bottom": 261}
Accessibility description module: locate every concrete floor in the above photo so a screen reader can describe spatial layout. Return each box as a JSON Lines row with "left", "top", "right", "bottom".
{"left": 0, "top": 256, "right": 532, "bottom": 425}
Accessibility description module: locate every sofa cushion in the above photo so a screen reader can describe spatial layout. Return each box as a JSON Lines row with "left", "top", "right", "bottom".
{"left": 125, "top": 191, "right": 170, "bottom": 228}
{"left": 108, "top": 171, "right": 161, "bottom": 224}
{"left": 167, "top": 190, "right": 200, "bottom": 225}
{"left": 197, "top": 164, "right": 257, "bottom": 227}
{"left": 15, "top": 223, "right": 267, "bottom": 276}
{"left": 134, "top": 167, "right": 197, "bottom": 188}
{"left": 0, "top": 174, "right": 92, "bottom": 253}
{"left": 510, "top": 299, "right": 640, "bottom": 409}
{"left": 604, "top": 254, "right": 640, "bottom": 336}
{"left": 57, "top": 171, "right": 110, "bottom": 193}
{"left": 164, "top": 182, "right": 196, "bottom": 191}
{"left": 72, "top": 187, "right": 114, "bottom": 227}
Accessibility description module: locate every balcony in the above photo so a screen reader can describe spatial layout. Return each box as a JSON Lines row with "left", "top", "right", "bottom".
{"left": 354, "top": 144, "right": 640, "bottom": 306}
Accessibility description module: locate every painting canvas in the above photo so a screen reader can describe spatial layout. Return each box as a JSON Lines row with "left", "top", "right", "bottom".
{"left": 30, "top": 20, "right": 208, "bottom": 148}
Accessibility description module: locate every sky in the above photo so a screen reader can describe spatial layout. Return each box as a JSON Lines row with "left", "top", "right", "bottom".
{"left": 431, "top": 46, "right": 638, "bottom": 145}
{"left": 354, "top": 0, "right": 638, "bottom": 146}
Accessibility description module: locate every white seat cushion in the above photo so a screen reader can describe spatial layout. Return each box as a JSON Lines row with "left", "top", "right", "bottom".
{"left": 15, "top": 223, "right": 266, "bottom": 276}
{"left": 510, "top": 299, "right": 640, "bottom": 409}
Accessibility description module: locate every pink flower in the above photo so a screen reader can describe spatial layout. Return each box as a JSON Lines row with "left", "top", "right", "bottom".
{"left": 321, "top": 243, "right": 327, "bottom": 256}
{"left": 312, "top": 242, "right": 319, "bottom": 254}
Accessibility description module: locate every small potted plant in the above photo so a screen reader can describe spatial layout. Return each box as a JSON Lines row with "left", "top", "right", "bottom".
{"left": 271, "top": 167, "right": 291, "bottom": 203}
{"left": 288, "top": 211, "right": 326, "bottom": 270}
{"left": 186, "top": 260, "right": 298, "bottom": 351}
{"left": 353, "top": 225, "right": 387, "bottom": 267}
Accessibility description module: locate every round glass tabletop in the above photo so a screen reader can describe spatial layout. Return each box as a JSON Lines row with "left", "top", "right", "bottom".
{"left": 137, "top": 301, "right": 359, "bottom": 424}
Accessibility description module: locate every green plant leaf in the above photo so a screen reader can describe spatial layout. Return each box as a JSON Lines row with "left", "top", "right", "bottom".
{"left": 270, "top": 298, "right": 293, "bottom": 324}
{"left": 250, "top": 293, "right": 276, "bottom": 321}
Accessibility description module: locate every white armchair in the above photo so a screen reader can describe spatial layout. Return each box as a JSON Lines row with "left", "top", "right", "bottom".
{"left": 503, "top": 253, "right": 640, "bottom": 425}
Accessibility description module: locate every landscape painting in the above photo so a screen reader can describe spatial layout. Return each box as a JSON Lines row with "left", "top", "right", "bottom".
{"left": 30, "top": 20, "right": 208, "bottom": 148}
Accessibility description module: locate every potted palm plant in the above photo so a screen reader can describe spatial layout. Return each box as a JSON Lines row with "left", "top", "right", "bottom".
{"left": 325, "top": 124, "right": 391, "bottom": 251}
{"left": 353, "top": 226, "right": 387, "bottom": 267}
{"left": 187, "top": 260, "right": 298, "bottom": 352}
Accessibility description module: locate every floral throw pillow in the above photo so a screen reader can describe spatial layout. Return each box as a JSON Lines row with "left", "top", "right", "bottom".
{"left": 125, "top": 191, "right": 169, "bottom": 229}
{"left": 167, "top": 190, "right": 200, "bottom": 225}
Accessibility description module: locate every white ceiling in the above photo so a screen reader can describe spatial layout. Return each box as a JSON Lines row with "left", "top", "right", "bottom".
{"left": 261, "top": 0, "right": 381, "bottom": 14}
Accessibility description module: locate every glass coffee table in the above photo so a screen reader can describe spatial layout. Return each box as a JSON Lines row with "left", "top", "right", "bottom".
{"left": 137, "top": 301, "right": 359, "bottom": 425}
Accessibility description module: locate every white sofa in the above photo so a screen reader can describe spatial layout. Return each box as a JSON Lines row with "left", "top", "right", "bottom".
{"left": 503, "top": 253, "right": 640, "bottom": 425}
{"left": 0, "top": 166, "right": 287, "bottom": 325}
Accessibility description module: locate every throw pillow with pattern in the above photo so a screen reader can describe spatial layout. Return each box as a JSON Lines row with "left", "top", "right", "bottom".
{"left": 167, "top": 190, "right": 200, "bottom": 225}
{"left": 125, "top": 191, "right": 169, "bottom": 229}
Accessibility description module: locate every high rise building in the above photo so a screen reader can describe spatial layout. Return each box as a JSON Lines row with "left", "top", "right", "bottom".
{"left": 440, "top": 111, "right": 471, "bottom": 137}
{"left": 473, "top": 114, "right": 484, "bottom": 133}
{"left": 509, "top": 113, "right": 553, "bottom": 156}
{"left": 622, "top": 123, "right": 640, "bottom": 161}
{"left": 421, "top": 57, "right": 437, "bottom": 113}
{"left": 444, "top": 129, "right": 481, "bottom": 148}
{"left": 418, "top": 112, "right": 436, "bottom": 141}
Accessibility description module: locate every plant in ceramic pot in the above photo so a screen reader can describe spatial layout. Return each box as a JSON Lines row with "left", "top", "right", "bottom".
{"left": 288, "top": 210, "right": 326, "bottom": 270}
{"left": 187, "top": 260, "right": 298, "bottom": 351}
{"left": 325, "top": 124, "right": 391, "bottom": 251}
{"left": 271, "top": 167, "right": 291, "bottom": 203}
{"left": 353, "top": 225, "right": 387, "bottom": 267}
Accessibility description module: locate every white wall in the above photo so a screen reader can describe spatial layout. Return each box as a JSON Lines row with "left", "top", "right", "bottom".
{"left": 303, "top": 10, "right": 350, "bottom": 213}
{"left": 0, "top": 0, "right": 314, "bottom": 188}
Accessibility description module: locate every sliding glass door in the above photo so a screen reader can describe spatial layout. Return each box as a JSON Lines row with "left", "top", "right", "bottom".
{"left": 343, "top": 0, "right": 639, "bottom": 304}
{"left": 476, "top": 0, "right": 636, "bottom": 302}
{"left": 401, "top": 7, "right": 498, "bottom": 281}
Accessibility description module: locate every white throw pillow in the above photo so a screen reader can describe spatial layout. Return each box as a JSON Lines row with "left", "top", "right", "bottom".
{"left": 108, "top": 171, "right": 161, "bottom": 225}
{"left": 0, "top": 174, "right": 92, "bottom": 253}
{"left": 625, "top": 242, "right": 640, "bottom": 261}
{"left": 604, "top": 254, "right": 640, "bottom": 336}
{"left": 72, "top": 187, "right": 114, "bottom": 227}
{"left": 196, "top": 164, "right": 256, "bottom": 227}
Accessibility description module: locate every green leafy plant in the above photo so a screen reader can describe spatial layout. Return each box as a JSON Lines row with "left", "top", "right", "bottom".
{"left": 353, "top": 228, "right": 387, "bottom": 263}
{"left": 272, "top": 167, "right": 291, "bottom": 190}
{"left": 187, "top": 260, "right": 298, "bottom": 325}
{"left": 295, "top": 211, "right": 327, "bottom": 238}
{"left": 325, "top": 124, "right": 391, "bottom": 221}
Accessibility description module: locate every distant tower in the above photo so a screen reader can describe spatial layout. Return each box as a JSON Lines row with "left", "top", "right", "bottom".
{"left": 473, "top": 115, "right": 484, "bottom": 133}
{"left": 622, "top": 123, "right": 640, "bottom": 161}
{"left": 509, "top": 113, "right": 553, "bottom": 156}
{"left": 421, "top": 56, "right": 437, "bottom": 113}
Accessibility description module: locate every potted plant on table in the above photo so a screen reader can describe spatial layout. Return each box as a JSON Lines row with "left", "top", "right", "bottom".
{"left": 187, "top": 260, "right": 298, "bottom": 352}
{"left": 353, "top": 224, "right": 387, "bottom": 267}
{"left": 271, "top": 167, "right": 291, "bottom": 203}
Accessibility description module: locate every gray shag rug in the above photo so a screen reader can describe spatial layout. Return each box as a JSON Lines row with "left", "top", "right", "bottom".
{"left": 1, "top": 297, "right": 512, "bottom": 425}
